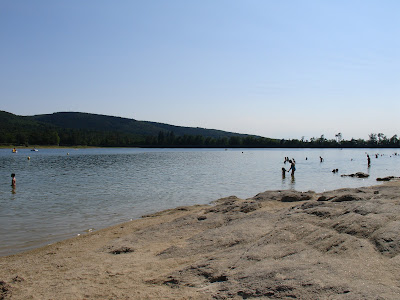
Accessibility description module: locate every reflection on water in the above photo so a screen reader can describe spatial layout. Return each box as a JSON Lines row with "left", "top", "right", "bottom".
{"left": 290, "top": 174, "right": 296, "bottom": 189}
{"left": 1, "top": 148, "right": 400, "bottom": 256}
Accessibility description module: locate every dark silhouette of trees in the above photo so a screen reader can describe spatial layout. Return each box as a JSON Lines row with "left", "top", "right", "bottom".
{"left": 2, "top": 127, "right": 400, "bottom": 148}
{"left": 1, "top": 111, "right": 400, "bottom": 148}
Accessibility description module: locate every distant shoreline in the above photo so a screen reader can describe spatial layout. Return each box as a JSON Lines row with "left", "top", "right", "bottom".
{"left": 2, "top": 145, "right": 400, "bottom": 149}
{"left": 0, "top": 145, "right": 100, "bottom": 149}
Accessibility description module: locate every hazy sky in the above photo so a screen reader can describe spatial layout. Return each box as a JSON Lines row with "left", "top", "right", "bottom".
{"left": 1, "top": 1, "right": 399, "bottom": 140}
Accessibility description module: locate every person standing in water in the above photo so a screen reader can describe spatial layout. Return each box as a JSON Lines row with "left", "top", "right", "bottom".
{"left": 288, "top": 160, "right": 296, "bottom": 175}
{"left": 11, "top": 173, "right": 16, "bottom": 187}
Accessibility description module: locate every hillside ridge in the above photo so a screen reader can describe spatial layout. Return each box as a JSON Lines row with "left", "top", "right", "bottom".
{"left": 0, "top": 110, "right": 268, "bottom": 147}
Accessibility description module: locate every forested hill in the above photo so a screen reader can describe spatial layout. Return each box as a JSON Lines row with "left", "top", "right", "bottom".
{"left": 1, "top": 111, "right": 271, "bottom": 147}
{"left": 29, "top": 112, "right": 251, "bottom": 138}
{"left": 3, "top": 111, "right": 398, "bottom": 148}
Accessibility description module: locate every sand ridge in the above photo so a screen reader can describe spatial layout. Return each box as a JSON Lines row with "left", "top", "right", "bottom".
{"left": 1, "top": 181, "right": 400, "bottom": 299}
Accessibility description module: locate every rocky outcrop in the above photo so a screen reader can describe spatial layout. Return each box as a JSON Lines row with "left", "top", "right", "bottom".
{"left": 341, "top": 172, "right": 369, "bottom": 178}
{"left": 376, "top": 176, "right": 400, "bottom": 181}
{"left": 150, "top": 184, "right": 400, "bottom": 299}
{"left": 2, "top": 183, "right": 400, "bottom": 299}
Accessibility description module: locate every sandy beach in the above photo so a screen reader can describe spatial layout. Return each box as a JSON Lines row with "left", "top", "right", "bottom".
{"left": 1, "top": 180, "right": 400, "bottom": 299}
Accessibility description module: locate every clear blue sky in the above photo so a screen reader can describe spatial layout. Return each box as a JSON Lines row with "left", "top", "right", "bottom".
{"left": 1, "top": 1, "right": 399, "bottom": 140}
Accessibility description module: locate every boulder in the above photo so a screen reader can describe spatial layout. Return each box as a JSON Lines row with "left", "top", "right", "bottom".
{"left": 376, "top": 176, "right": 400, "bottom": 182}
{"left": 341, "top": 172, "right": 369, "bottom": 178}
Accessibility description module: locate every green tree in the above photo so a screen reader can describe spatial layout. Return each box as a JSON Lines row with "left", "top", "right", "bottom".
{"left": 229, "top": 136, "right": 242, "bottom": 146}
{"left": 389, "top": 135, "right": 399, "bottom": 146}
{"left": 335, "top": 132, "right": 342, "bottom": 144}
{"left": 157, "top": 131, "right": 165, "bottom": 145}
{"left": 368, "top": 133, "right": 377, "bottom": 145}
{"left": 377, "top": 133, "right": 386, "bottom": 145}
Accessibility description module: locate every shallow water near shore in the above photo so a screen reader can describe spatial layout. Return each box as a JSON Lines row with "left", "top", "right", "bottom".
{"left": 1, "top": 147, "right": 399, "bottom": 256}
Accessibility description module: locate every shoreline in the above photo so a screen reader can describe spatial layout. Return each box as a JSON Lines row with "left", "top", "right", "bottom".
{"left": 3, "top": 147, "right": 399, "bottom": 260}
{"left": 0, "top": 145, "right": 101, "bottom": 149}
{"left": 3, "top": 145, "right": 400, "bottom": 149}
{"left": 0, "top": 177, "right": 390, "bottom": 259}
{"left": 1, "top": 181, "right": 400, "bottom": 299}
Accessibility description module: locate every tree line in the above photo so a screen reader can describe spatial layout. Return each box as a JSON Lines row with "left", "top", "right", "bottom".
{"left": 1, "top": 127, "right": 400, "bottom": 148}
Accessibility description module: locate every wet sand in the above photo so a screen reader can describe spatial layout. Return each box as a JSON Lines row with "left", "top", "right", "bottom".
{"left": 1, "top": 181, "right": 400, "bottom": 299}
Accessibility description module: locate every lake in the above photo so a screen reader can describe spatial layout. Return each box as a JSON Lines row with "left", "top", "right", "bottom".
{"left": 1, "top": 147, "right": 399, "bottom": 256}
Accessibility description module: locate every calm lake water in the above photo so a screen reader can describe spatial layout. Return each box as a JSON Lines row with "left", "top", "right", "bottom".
{"left": 1, "top": 147, "right": 399, "bottom": 256}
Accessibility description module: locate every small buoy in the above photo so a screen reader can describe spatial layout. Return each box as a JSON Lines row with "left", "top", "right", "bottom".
{"left": 27, "top": 156, "right": 30, "bottom": 160}
{"left": 67, "top": 153, "right": 69, "bottom": 155}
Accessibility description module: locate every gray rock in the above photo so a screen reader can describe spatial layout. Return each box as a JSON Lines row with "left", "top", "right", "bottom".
{"left": 341, "top": 172, "right": 369, "bottom": 178}
{"left": 376, "top": 176, "right": 400, "bottom": 181}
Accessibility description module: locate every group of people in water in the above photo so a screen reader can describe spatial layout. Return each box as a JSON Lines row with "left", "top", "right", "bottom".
{"left": 8, "top": 151, "right": 399, "bottom": 192}
{"left": 282, "top": 157, "right": 296, "bottom": 176}
{"left": 282, "top": 152, "right": 399, "bottom": 178}
{"left": 283, "top": 155, "right": 326, "bottom": 177}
